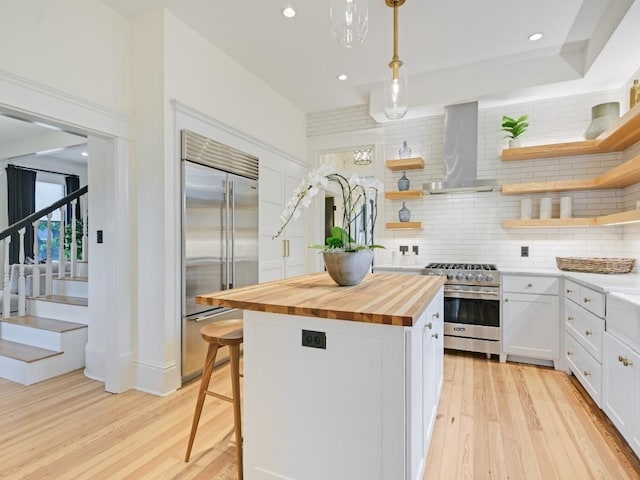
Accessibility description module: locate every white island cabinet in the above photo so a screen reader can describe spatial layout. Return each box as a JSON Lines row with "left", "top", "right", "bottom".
{"left": 197, "top": 272, "right": 446, "bottom": 480}
{"left": 502, "top": 274, "right": 560, "bottom": 366}
{"left": 603, "top": 293, "right": 640, "bottom": 458}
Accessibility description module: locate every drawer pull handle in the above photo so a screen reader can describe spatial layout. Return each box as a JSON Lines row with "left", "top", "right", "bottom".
{"left": 527, "top": 283, "right": 533, "bottom": 288}
{"left": 432, "top": 333, "right": 439, "bottom": 339}
{"left": 426, "top": 322, "right": 433, "bottom": 330}
{"left": 567, "top": 316, "right": 574, "bottom": 321}
{"left": 583, "top": 297, "right": 591, "bottom": 303}
{"left": 566, "top": 289, "right": 573, "bottom": 293}
{"left": 619, "top": 356, "right": 634, "bottom": 367}
{"left": 584, "top": 330, "right": 592, "bottom": 336}
{"left": 504, "top": 298, "right": 509, "bottom": 303}
{"left": 583, "top": 371, "right": 591, "bottom": 377}
{"left": 432, "top": 312, "right": 440, "bottom": 319}
{"left": 567, "top": 350, "right": 573, "bottom": 356}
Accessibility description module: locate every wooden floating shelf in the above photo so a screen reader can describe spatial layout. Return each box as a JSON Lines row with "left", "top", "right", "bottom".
{"left": 501, "top": 153, "right": 640, "bottom": 194}
{"left": 385, "top": 157, "right": 425, "bottom": 171}
{"left": 501, "top": 103, "right": 640, "bottom": 161}
{"left": 384, "top": 190, "right": 424, "bottom": 200}
{"left": 386, "top": 222, "right": 423, "bottom": 230}
{"left": 502, "top": 210, "right": 640, "bottom": 229}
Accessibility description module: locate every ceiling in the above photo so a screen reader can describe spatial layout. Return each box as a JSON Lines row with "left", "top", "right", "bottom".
{"left": 99, "top": 0, "right": 640, "bottom": 119}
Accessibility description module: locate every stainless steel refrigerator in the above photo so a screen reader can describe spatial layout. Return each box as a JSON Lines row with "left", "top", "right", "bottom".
{"left": 181, "top": 130, "right": 258, "bottom": 382}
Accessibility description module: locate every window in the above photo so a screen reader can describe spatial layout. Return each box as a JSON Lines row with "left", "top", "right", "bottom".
{"left": 35, "top": 179, "right": 64, "bottom": 262}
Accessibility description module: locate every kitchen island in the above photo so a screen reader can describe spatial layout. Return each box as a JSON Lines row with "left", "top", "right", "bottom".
{"left": 197, "top": 272, "right": 445, "bottom": 480}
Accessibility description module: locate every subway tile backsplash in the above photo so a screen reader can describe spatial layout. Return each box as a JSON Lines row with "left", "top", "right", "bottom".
{"left": 308, "top": 89, "right": 640, "bottom": 270}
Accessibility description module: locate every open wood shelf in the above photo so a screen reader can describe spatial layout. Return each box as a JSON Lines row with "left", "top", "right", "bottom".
{"left": 501, "top": 153, "right": 640, "bottom": 194}
{"left": 502, "top": 210, "right": 640, "bottom": 228}
{"left": 501, "top": 103, "right": 640, "bottom": 161}
{"left": 384, "top": 190, "right": 424, "bottom": 200}
{"left": 385, "top": 158, "right": 425, "bottom": 171}
{"left": 386, "top": 221, "right": 423, "bottom": 230}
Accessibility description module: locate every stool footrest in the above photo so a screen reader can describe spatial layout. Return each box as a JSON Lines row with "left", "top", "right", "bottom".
{"left": 206, "top": 390, "right": 233, "bottom": 403}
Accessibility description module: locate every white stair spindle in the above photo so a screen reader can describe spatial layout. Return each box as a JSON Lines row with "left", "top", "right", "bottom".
{"left": 18, "top": 228, "right": 26, "bottom": 316}
{"left": 71, "top": 199, "right": 77, "bottom": 277}
{"left": 58, "top": 206, "right": 65, "bottom": 279}
{"left": 32, "top": 220, "right": 40, "bottom": 298}
{"left": 2, "top": 238, "right": 10, "bottom": 318}
{"left": 46, "top": 213, "right": 53, "bottom": 295}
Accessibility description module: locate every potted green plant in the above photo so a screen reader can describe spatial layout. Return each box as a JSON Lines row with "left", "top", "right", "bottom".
{"left": 501, "top": 114, "right": 529, "bottom": 148}
{"left": 274, "top": 166, "right": 385, "bottom": 286}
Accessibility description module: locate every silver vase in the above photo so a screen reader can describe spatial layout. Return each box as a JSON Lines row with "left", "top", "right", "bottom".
{"left": 323, "top": 249, "right": 373, "bottom": 286}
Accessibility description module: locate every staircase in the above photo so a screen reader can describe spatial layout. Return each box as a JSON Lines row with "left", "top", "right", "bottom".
{"left": 0, "top": 263, "right": 88, "bottom": 385}
{"left": 1, "top": 187, "right": 89, "bottom": 386}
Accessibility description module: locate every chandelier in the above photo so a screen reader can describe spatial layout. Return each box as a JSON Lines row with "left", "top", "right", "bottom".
{"left": 383, "top": 0, "right": 408, "bottom": 120}
{"left": 353, "top": 147, "right": 373, "bottom": 165}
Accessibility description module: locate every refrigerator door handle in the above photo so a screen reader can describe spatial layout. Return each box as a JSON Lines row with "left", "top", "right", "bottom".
{"left": 230, "top": 179, "right": 235, "bottom": 289}
{"left": 225, "top": 178, "right": 231, "bottom": 290}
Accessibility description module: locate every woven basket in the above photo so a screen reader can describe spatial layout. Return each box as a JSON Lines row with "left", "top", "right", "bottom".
{"left": 556, "top": 257, "right": 636, "bottom": 274}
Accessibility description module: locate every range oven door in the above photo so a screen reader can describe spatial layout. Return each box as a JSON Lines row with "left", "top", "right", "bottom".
{"left": 443, "top": 286, "right": 501, "bottom": 353}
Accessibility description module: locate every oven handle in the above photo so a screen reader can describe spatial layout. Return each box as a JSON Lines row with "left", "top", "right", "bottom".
{"left": 444, "top": 288, "right": 500, "bottom": 300}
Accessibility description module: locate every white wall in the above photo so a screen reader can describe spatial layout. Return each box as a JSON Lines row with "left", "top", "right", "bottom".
{"left": 131, "top": 10, "right": 308, "bottom": 394}
{"left": 0, "top": 0, "right": 132, "bottom": 114}
{"left": 308, "top": 90, "right": 640, "bottom": 271}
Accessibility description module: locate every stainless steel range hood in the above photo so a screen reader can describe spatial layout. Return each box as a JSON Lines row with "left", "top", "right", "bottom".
{"left": 424, "top": 101, "right": 496, "bottom": 194}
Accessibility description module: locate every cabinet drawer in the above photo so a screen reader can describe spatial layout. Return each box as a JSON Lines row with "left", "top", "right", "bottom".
{"left": 565, "top": 279, "right": 605, "bottom": 318}
{"left": 502, "top": 275, "right": 558, "bottom": 295}
{"left": 565, "top": 331, "right": 602, "bottom": 407}
{"left": 564, "top": 279, "right": 581, "bottom": 304}
{"left": 565, "top": 300, "right": 604, "bottom": 362}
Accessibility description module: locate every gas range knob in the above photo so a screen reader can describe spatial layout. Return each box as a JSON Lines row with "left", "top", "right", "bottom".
{"left": 475, "top": 273, "right": 484, "bottom": 282}
{"left": 485, "top": 274, "right": 494, "bottom": 283}
{"left": 455, "top": 273, "right": 464, "bottom": 281}
{"left": 465, "top": 273, "right": 474, "bottom": 282}
{"left": 446, "top": 273, "right": 454, "bottom": 280}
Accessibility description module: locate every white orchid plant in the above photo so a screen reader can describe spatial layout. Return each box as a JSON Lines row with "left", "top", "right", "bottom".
{"left": 273, "top": 165, "right": 385, "bottom": 252}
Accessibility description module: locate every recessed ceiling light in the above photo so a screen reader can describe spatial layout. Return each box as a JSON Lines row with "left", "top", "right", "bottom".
{"left": 337, "top": 74, "right": 348, "bottom": 81}
{"left": 282, "top": 6, "right": 296, "bottom": 18}
{"left": 81, "top": 151, "right": 89, "bottom": 157}
{"left": 528, "top": 32, "right": 544, "bottom": 42}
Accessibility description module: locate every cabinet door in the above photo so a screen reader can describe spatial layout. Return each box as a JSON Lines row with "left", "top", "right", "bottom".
{"left": 408, "top": 312, "right": 425, "bottom": 480}
{"left": 503, "top": 293, "right": 559, "bottom": 359}
{"left": 258, "top": 158, "right": 306, "bottom": 282}
{"left": 602, "top": 332, "right": 636, "bottom": 439}
{"left": 422, "top": 316, "right": 437, "bottom": 445}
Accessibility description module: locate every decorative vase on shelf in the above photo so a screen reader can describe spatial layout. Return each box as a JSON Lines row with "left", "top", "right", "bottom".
{"left": 398, "top": 171, "right": 410, "bottom": 191}
{"left": 322, "top": 249, "right": 374, "bottom": 286}
{"left": 398, "top": 140, "right": 412, "bottom": 158}
{"left": 508, "top": 138, "right": 522, "bottom": 148}
{"left": 398, "top": 202, "right": 411, "bottom": 222}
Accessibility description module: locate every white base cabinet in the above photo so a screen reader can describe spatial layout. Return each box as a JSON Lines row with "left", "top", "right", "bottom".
{"left": 603, "top": 293, "right": 640, "bottom": 458}
{"left": 564, "top": 279, "right": 606, "bottom": 407}
{"left": 502, "top": 275, "right": 559, "bottom": 364}
{"left": 242, "top": 288, "right": 444, "bottom": 480}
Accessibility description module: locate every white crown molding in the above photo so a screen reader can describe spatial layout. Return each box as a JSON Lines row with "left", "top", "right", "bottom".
{"left": 0, "top": 68, "right": 133, "bottom": 140}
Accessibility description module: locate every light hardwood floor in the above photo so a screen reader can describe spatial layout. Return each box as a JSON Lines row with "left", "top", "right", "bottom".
{"left": 0, "top": 352, "right": 638, "bottom": 479}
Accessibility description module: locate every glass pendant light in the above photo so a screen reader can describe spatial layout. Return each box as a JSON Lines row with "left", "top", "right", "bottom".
{"left": 383, "top": 0, "right": 408, "bottom": 120}
{"left": 330, "top": 0, "right": 369, "bottom": 48}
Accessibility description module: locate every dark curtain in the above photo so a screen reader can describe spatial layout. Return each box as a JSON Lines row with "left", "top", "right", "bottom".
{"left": 65, "top": 174, "right": 80, "bottom": 222}
{"left": 6, "top": 165, "right": 37, "bottom": 264}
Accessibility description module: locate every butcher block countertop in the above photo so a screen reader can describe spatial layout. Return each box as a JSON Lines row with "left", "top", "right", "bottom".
{"left": 196, "top": 272, "right": 445, "bottom": 327}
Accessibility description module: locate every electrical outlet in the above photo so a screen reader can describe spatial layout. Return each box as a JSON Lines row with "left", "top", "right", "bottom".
{"left": 301, "top": 330, "right": 326, "bottom": 349}
{"left": 399, "top": 245, "right": 409, "bottom": 254}
{"left": 412, "top": 245, "right": 419, "bottom": 255}
{"left": 521, "top": 246, "right": 529, "bottom": 257}
{"left": 97, "top": 230, "right": 104, "bottom": 244}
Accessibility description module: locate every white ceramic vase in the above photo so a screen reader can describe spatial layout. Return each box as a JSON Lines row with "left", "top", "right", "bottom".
{"left": 323, "top": 249, "right": 373, "bottom": 286}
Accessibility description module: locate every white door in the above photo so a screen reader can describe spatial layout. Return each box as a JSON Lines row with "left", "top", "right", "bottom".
{"left": 502, "top": 293, "right": 559, "bottom": 359}
{"left": 602, "top": 332, "right": 636, "bottom": 439}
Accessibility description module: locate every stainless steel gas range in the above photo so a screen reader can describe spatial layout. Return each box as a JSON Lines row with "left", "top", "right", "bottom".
{"left": 422, "top": 262, "right": 501, "bottom": 358}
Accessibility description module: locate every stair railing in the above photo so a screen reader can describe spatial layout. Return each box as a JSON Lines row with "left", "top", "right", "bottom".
{"left": 1, "top": 186, "right": 88, "bottom": 318}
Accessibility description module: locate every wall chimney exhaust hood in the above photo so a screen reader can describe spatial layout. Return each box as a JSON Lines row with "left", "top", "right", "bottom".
{"left": 424, "top": 101, "right": 496, "bottom": 194}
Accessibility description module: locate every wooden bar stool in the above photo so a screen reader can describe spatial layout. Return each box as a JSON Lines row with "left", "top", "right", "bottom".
{"left": 185, "top": 318, "right": 244, "bottom": 479}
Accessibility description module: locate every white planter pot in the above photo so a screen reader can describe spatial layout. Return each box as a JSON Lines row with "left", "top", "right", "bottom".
{"left": 323, "top": 249, "right": 374, "bottom": 286}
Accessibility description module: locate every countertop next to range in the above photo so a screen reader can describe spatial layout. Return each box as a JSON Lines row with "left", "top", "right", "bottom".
{"left": 501, "top": 268, "right": 640, "bottom": 295}
{"left": 196, "top": 272, "right": 446, "bottom": 327}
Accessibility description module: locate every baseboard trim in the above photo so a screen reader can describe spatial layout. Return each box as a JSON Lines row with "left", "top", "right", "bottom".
{"left": 134, "top": 358, "right": 181, "bottom": 396}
